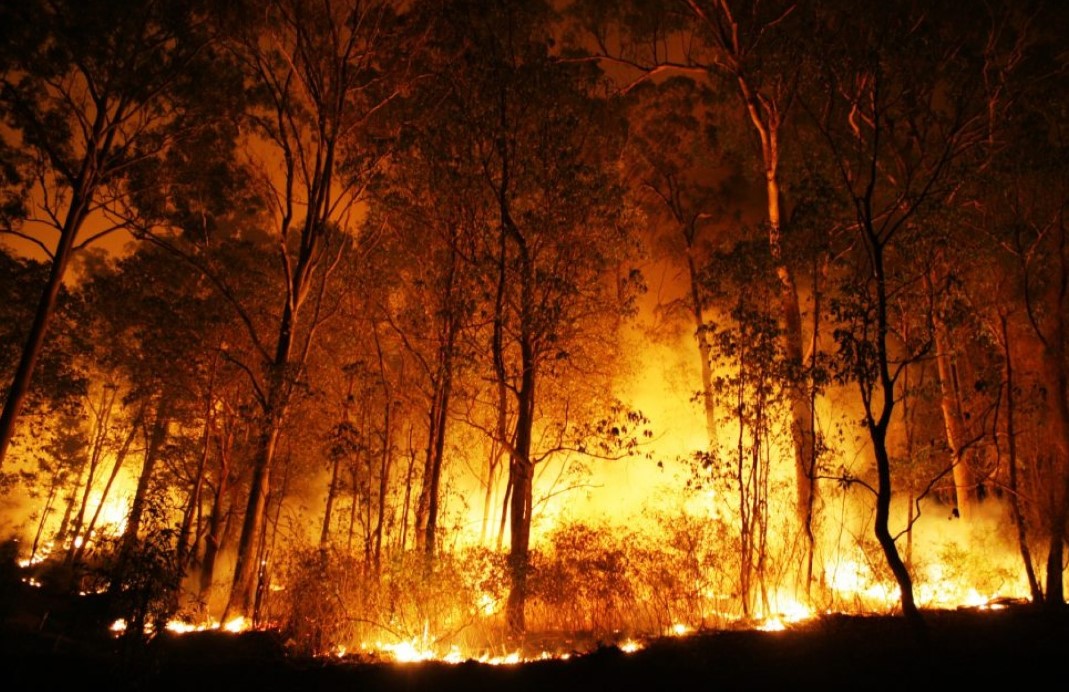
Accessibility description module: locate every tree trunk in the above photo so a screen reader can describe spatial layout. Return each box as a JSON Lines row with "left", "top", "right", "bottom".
{"left": 72, "top": 412, "right": 140, "bottom": 567}
{"left": 199, "top": 420, "right": 233, "bottom": 601}
{"left": 869, "top": 242, "right": 923, "bottom": 631}
{"left": 224, "top": 411, "right": 281, "bottom": 621}
{"left": 732, "top": 69, "right": 817, "bottom": 560}
{"left": 685, "top": 243, "right": 718, "bottom": 447}
{"left": 115, "top": 397, "right": 172, "bottom": 569}
{"left": 1040, "top": 349, "right": 1069, "bottom": 608}
{"left": 0, "top": 182, "right": 92, "bottom": 468}
{"left": 504, "top": 331, "right": 537, "bottom": 635}
{"left": 1000, "top": 315, "right": 1043, "bottom": 602}
{"left": 320, "top": 450, "right": 343, "bottom": 549}
{"left": 934, "top": 313, "right": 978, "bottom": 519}
{"left": 375, "top": 400, "right": 393, "bottom": 576}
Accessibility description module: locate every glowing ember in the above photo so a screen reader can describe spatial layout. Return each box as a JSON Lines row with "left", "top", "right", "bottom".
{"left": 619, "top": 639, "right": 643, "bottom": 653}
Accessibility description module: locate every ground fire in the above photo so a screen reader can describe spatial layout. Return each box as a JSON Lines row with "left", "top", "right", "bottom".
{"left": 1, "top": 0, "right": 1068, "bottom": 684}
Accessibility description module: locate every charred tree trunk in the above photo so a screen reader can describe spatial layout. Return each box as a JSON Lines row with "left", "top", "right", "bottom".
{"left": 866, "top": 241, "right": 923, "bottom": 631}
{"left": 0, "top": 164, "right": 95, "bottom": 468}
{"left": 72, "top": 411, "right": 140, "bottom": 567}
{"left": 504, "top": 358, "right": 535, "bottom": 636}
{"left": 113, "top": 397, "right": 172, "bottom": 578}
{"left": 999, "top": 315, "right": 1043, "bottom": 602}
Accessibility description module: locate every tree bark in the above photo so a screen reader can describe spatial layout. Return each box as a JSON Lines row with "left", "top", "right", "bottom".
{"left": 0, "top": 159, "right": 95, "bottom": 468}
{"left": 933, "top": 310, "right": 979, "bottom": 519}
{"left": 999, "top": 315, "right": 1042, "bottom": 602}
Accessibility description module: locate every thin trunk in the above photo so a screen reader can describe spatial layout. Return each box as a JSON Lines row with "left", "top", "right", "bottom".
{"left": 0, "top": 174, "right": 94, "bottom": 468}
{"left": 178, "top": 403, "right": 213, "bottom": 571}
{"left": 65, "top": 387, "right": 116, "bottom": 566}
{"left": 199, "top": 421, "right": 232, "bottom": 600}
{"left": 868, "top": 241, "right": 923, "bottom": 631}
{"left": 115, "top": 398, "right": 171, "bottom": 569}
{"left": 399, "top": 431, "right": 416, "bottom": 552}
{"left": 423, "top": 360, "right": 453, "bottom": 565}
{"left": 1000, "top": 315, "right": 1042, "bottom": 602}
{"left": 320, "top": 453, "right": 343, "bottom": 549}
{"left": 72, "top": 412, "right": 140, "bottom": 566}
{"left": 934, "top": 311, "right": 978, "bottom": 520}
{"left": 685, "top": 242, "right": 718, "bottom": 447}
{"left": 482, "top": 440, "right": 503, "bottom": 545}
{"left": 375, "top": 401, "right": 392, "bottom": 576}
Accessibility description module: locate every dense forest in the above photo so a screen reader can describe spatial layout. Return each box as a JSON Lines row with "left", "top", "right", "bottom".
{"left": 1, "top": 0, "right": 1067, "bottom": 660}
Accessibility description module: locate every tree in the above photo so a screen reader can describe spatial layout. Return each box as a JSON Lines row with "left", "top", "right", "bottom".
{"left": 0, "top": 0, "right": 214, "bottom": 468}
{"left": 431, "top": 0, "right": 639, "bottom": 634}
{"left": 809, "top": 0, "right": 1000, "bottom": 628}
{"left": 572, "top": 0, "right": 822, "bottom": 593}
{"left": 205, "top": 0, "right": 412, "bottom": 620}
{"left": 622, "top": 76, "right": 746, "bottom": 451}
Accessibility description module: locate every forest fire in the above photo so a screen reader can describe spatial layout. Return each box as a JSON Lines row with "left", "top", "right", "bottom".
{"left": 1, "top": 0, "right": 1068, "bottom": 688}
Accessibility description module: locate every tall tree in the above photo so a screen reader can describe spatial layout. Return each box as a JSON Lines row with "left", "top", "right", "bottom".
{"left": 208, "top": 0, "right": 411, "bottom": 620}
{"left": 809, "top": 0, "right": 999, "bottom": 627}
{"left": 573, "top": 0, "right": 821, "bottom": 589}
{"left": 432, "top": 0, "right": 638, "bottom": 634}
{"left": 0, "top": 0, "right": 213, "bottom": 468}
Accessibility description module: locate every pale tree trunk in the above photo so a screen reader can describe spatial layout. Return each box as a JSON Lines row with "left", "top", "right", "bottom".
{"left": 685, "top": 243, "right": 719, "bottom": 447}
{"left": 731, "top": 68, "right": 817, "bottom": 550}
{"left": 933, "top": 317, "right": 979, "bottom": 520}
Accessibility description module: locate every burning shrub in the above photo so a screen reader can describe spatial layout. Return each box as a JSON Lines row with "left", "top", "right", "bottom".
{"left": 279, "top": 548, "right": 369, "bottom": 656}
{"left": 277, "top": 546, "right": 510, "bottom": 657}
{"left": 527, "top": 521, "right": 635, "bottom": 636}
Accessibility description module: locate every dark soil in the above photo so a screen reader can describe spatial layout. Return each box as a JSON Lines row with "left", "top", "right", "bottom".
{"left": 3, "top": 574, "right": 1067, "bottom": 692}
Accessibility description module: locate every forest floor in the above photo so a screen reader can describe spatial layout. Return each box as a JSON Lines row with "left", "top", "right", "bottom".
{"left": 2, "top": 573, "right": 1068, "bottom": 692}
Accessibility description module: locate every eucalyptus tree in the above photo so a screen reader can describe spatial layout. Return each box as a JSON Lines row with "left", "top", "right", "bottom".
{"left": 207, "top": 0, "right": 417, "bottom": 620}
{"left": 0, "top": 0, "right": 216, "bottom": 468}
{"left": 571, "top": 0, "right": 821, "bottom": 545}
{"left": 805, "top": 0, "right": 1006, "bottom": 627}
{"left": 426, "top": 0, "right": 641, "bottom": 634}
{"left": 621, "top": 76, "right": 747, "bottom": 451}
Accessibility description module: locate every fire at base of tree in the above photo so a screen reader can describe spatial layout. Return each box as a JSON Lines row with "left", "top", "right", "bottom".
{"left": 1, "top": 0, "right": 1068, "bottom": 678}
